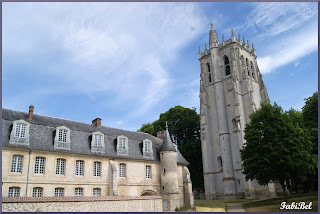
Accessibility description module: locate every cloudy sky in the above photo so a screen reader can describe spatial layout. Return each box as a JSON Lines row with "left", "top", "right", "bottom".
{"left": 3, "top": 2, "right": 318, "bottom": 131}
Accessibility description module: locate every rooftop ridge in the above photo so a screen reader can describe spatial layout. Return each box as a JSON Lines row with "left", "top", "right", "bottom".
{"left": 2, "top": 108, "right": 159, "bottom": 141}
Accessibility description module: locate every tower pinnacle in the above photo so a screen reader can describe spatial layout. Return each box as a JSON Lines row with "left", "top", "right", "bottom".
{"left": 209, "top": 24, "right": 219, "bottom": 48}
{"left": 159, "top": 122, "right": 176, "bottom": 152}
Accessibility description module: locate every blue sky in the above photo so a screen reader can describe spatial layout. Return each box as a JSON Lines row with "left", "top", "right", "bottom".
{"left": 3, "top": 2, "right": 318, "bottom": 131}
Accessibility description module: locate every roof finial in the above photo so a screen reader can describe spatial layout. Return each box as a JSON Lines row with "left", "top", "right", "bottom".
{"left": 252, "top": 43, "right": 255, "bottom": 51}
{"left": 199, "top": 46, "right": 201, "bottom": 54}
{"left": 247, "top": 40, "right": 250, "bottom": 48}
{"left": 205, "top": 43, "right": 208, "bottom": 50}
{"left": 238, "top": 33, "right": 241, "bottom": 41}
{"left": 231, "top": 28, "right": 235, "bottom": 37}
{"left": 222, "top": 34, "right": 225, "bottom": 42}
{"left": 211, "top": 23, "right": 213, "bottom": 30}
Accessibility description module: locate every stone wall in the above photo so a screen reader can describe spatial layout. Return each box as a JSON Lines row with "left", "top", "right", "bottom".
{"left": 2, "top": 196, "right": 163, "bottom": 212}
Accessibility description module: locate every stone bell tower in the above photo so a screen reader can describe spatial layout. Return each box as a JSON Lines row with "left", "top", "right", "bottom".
{"left": 199, "top": 24, "right": 273, "bottom": 199}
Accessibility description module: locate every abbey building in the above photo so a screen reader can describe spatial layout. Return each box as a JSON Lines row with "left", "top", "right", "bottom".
{"left": 2, "top": 106, "right": 194, "bottom": 211}
{"left": 199, "top": 24, "right": 278, "bottom": 199}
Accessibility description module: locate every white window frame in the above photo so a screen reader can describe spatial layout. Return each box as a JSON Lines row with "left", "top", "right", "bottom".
{"left": 146, "top": 165, "right": 151, "bottom": 179}
{"left": 75, "top": 160, "right": 84, "bottom": 176}
{"left": 117, "top": 135, "right": 128, "bottom": 155}
{"left": 119, "top": 163, "right": 126, "bottom": 178}
{"left": 15, "top": 123, "right": 27, "bottom": 138}
{"left": 93, "top": 188, "right": 101, "bottom": 196}
{"left": 11, "top": 155, "right": 23, "bottom": 173}
{"left": 8, "top": 187, "right": 20, "bottom": 197}
{"left": 55, "top": 188, "right": 64, "bottom": 197}
{"left": 58, "top": 129, "right": 68, "bottom": 143}
{"left": 56, "top": 158, "right": 66, "bottom": 175}
{"left": 94, "top": 134, "right": 102, "bottom": 147}
{"left": 32, "top": 187, "right": 43, "bottom": 197}
{"left": 34, "top": 157, "right": 45, "bottom": 174}
{"left": 75, "top": 188, "right": 83, "bottom": 196}
{"left": 94, "top": 161, "right": 101, "bottom": 177}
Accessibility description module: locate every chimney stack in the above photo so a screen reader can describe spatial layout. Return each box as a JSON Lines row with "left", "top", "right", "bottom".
{"left": 92, "top": 118, "right": 102, "bottom": 128}
{"left": 157, "top": 130, "right": 166, "bottom": 140}
{"left": 28, "top": 105, "right": 34, "bottom": 119}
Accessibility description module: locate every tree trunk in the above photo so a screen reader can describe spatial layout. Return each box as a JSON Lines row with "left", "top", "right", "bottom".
{"left": 294, "top": 179, "right": 298, "bottom": 193}
{"left": 280, "top": 182, "right": 287, "bottom": 202}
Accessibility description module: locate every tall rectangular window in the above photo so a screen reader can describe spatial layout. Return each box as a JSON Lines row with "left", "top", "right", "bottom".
{"left": 8, "top": 187, "right": 20, "bottom": 197}
{"left": 146, "top": 165, "right": 151, "bottom": 179}
{"left": 15, "top": 123, "right": 26, "bottom": 138}
{"left": 56, "top": 159, "right": 66, "bottom": 175}
{"left": 58, "top": 129, "right": 68, "bottom": 142}
{"left": 32, "top": 187, "right": 43, "bottom": 197}
{"left": 94, "top": 134, "right": 102, "bottom": 147}
{"left": 118, "top": 138, "right": 126, "bottom": 149}
{"left": 55, "top": 188, "right": 64, "bottom": 197}
{"left": 144, "top": 141, "right": 151, "bottom": 152}
{"left": 75, "top": 160, "right": 84, "bottom": 176}
{"left": 34, "top": 157, "right": 45, "bottom": 174}
{"left": 93, "top": 188, "right": 101, "bottom": 196}
{"left": 119, "top": 163, "right": 126, "bottom": 178}
{"left": 94, "top": 161, "right": 101, "bottom": 177}
{"left": 75, "top": 188, "right": 83, "bottom": 196}
{"left": 11, "top": 155, "right": 23, "bottom": 173}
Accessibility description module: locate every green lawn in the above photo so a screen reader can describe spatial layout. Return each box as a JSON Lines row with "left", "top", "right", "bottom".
{"left": 195, "top": 199, "right": 226, "bottom": 212}
{"left": 243, "top": 193, "right": 318, "bottom": 212}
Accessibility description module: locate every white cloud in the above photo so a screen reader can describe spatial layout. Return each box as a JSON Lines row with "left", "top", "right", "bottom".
{"left": 234, "top": 2, "right": 317, "bottom": 40}
{"left": 3, "top": 2, "right": 207, "bottom": 116}
{"left": 257, "top": 22, "right": 317, "bottom": 74}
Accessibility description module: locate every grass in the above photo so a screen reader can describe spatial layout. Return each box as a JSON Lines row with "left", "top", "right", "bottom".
{"left": 195, "top": 199, "right": 226, "bottom": 212}
{"left": 243, "top": 192, "right": 318, "bottom": 212}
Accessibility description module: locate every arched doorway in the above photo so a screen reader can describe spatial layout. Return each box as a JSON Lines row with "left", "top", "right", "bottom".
{"left": 141, "top": 190, "right": 158, "bottom": 196}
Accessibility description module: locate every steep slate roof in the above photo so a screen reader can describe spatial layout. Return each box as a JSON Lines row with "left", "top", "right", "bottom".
{"left": 159, "top": 123, "right": 177, "bottom": 152}
{"left": 2, "top": 108, "right": 189, "bottom": 165}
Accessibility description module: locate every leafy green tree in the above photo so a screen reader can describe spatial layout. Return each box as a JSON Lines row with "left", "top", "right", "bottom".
{"left": 301, "top": 92, "right": 318, "bottom": 192}
{"left": 241, "top": 103, "right": 315, "bottom": 202}
{"left": 137, "top": 123, "right": 155, "bottom": 136}
{"left": 138, "top": 106, "right": 204, "bottom": 190}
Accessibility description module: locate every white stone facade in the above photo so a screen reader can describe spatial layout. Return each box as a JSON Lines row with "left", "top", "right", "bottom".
{"left": 199, "top": 25, "right": 274, "bottom": 199}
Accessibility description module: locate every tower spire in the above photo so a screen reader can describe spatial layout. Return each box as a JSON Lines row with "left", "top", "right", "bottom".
{"left": 159, "top": 122, "right": 176, "bottom": 152}
{"left": 209, "top": 23, "right": 219, "bottom": 48}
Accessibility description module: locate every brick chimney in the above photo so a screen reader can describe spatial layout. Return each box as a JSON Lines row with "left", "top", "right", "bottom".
{"left": 92, "top": 118, "right": 102, "bottom": 127}
{"left": 28, "top": 105, "right": 34, "bottom": 119}
{"left": 157, "top": 130, "right": 166, "bottom": 140}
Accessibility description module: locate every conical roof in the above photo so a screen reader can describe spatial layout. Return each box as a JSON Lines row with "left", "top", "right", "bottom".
{"left": 159, "top": 122, "right": 177, "bottom": 152}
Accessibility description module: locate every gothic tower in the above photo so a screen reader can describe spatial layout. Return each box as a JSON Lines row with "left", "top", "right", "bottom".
{"left": 159, "top": 123, "right": 180, "bottom": 211}
{"left": 199, "top": 24, "right": 273, "bottom": 199}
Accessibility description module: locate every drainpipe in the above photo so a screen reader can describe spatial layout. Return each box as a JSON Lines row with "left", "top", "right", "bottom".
{"left": 25, "top": 150, "right": 32, "bottom": 197}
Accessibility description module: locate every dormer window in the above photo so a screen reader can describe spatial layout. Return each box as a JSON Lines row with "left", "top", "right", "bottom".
{"left": 54, "top": 126, "right": 71, "bottom": 150}
{"left": 143, "top": 139, "right": 153, "bottom": 158}
{"left": 117, "top": 135, "right": 128, "bottom": 155}
{"left": 10, "top": 120, "right": 30, "bottom": 146}
{"left": 91, "top": 131, "right": 105, "bottom": 154}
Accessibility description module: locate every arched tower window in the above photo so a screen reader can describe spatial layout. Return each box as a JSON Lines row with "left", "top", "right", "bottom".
{"left": 246, "top": 58, "right": 249, "bottom": 76}
{"left": 224, "top": 56, "right": 231, "bottom": 76}
{"left": 250, "top": 61, "right": 255, "bottom": 79}
{"left": 217, "top": 156, "right": 223, "bottom": 168}
{"left": 207, "top": 63, "right": 211, "bottom": 83}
